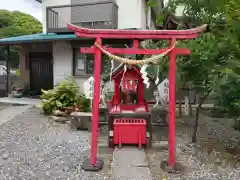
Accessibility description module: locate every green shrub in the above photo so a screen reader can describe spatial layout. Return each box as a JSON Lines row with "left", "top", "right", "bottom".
{"left": 40, "top": 76, "right": 89, "bottom": 114}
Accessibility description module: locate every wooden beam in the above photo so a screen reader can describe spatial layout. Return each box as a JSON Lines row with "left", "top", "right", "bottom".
{"left": 80, "top": 46, "right": 190, "bottom": 55}
{"left": 76, "top": 32, "right": 198, "bottom": 40}
{"left": 68, "top": 23, "right": 208, "bottom": 40}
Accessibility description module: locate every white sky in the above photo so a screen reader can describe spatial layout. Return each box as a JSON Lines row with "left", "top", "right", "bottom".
{"left": 0, "top": 0, "right": 42, "bottom": 22}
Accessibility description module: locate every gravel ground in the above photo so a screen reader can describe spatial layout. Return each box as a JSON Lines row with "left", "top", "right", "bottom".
{"left": 147, "top": 138, "right": 240, "bottom": 180}
{"left": 0, "top": 107, "right": 111, "bottom": 180}
{"left": 147, "top": 114, "right": 240, "bottom": 180}
{"left": 1, "top": 105, "right": 239, "bottom": 180}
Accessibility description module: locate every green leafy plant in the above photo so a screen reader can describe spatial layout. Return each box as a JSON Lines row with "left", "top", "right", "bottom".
{"left": 40, "top": 76, "right": 89, "bottom": 114}
{"left": 75, "top": 93, "right": 90, "bottom": 112}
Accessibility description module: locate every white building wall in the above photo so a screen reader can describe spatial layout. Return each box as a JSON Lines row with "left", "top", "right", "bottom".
{"left": 53, "top": 41, "right": 73, "bottom": 85}
{"left": 52, "top": 40, "right": 88, "bottom": 90}
{"left": 75, "top": 77, "right": 89, "bottom": 90}
{"left": 140, "top": 0, "right": 147, "bottom": 29}
{"left": 101, "top": 0, "right": 147, "bottom": 30}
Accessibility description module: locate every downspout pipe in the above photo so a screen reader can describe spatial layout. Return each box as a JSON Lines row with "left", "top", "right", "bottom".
{"left": 6, "top": 45, "right": 10, "bottom": 95}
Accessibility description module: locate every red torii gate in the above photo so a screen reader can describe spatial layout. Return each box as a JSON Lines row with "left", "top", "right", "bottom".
{"left": 67, "top": 24, "right": 207, "bottom": 171}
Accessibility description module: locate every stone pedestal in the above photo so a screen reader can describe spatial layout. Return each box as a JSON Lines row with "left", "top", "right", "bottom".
{"left": 161, "top": 161, "right": 185, "bottom": 174}
{"left": 81, "top": 159, "right": 104, "bottom": 171}
{"left": 70, "top": 112, "right": 92, "bottom": 131}
{"left": 151, "top": 105, "right": 168, "bottom": 125}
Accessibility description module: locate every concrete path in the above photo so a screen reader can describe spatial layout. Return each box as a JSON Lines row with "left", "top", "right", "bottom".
{"left": 0, "top": 97, "right": 41, "bottom": 107}
{"left": 111, "top": 147, "right": 152, "bottom": 180}
{"left": 0, "top": 105, "right": 33, "bottom": 125}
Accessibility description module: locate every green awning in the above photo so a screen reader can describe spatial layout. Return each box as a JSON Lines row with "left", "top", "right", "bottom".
{"left": 0, "top": 33, "right": 90, "bottom": 45}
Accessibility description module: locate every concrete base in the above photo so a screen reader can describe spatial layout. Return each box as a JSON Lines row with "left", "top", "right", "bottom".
{"left": 81, "top": 159, "right": 104, "bottom": 171}
{"left": 161, "top": 160, "right": 185, "bottom": 174}
{"left": 0, "top": 105, "right": 33, "bottom": 126}
{"left": 112, "top": 147, "right": 152, "bottom": 180}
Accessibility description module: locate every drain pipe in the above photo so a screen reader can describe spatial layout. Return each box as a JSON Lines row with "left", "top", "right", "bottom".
{"left": 6, "top": 45, "right": 10, "bottom": 96}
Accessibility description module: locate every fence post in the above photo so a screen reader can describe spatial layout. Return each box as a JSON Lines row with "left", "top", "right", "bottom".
{"left": 179, "top": 101, "right": 182, "bottom": 117}
{"left": 189, "top": 103, "right": 193, "bottom": 117}
{"left": 184, "top": 96, "right": 189, "bottom": 116}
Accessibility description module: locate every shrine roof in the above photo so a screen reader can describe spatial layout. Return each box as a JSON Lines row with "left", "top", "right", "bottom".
{"left": 103, "top": 63, "right": 156, "bottom": 84}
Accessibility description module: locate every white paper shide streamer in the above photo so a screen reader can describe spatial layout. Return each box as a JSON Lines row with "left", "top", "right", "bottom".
{"left": 140, "top": 64, "right": 150, "bottom": 88}
{"left": 155, "top": 67, "right": 160, "bottom": 85}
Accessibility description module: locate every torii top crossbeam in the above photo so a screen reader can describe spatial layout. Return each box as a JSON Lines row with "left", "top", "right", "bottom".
{"left": 67, "top": 23, "right": 207, "bottom": 39}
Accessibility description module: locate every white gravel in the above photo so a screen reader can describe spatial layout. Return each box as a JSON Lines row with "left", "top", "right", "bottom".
{"left": 0, "top": 107, "right": 108, "bottom": 180}
{"left": 1, "top": 106, "right": 239, "bottom": 180}
{"left": 148, "top": 116, "right": 240, "bottom": 180}
{"left": 166, "top": 141, "right": 240, "bottom": 180}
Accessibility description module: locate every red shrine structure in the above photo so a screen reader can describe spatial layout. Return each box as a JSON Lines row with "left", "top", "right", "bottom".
{"left": 106, "top": 64, "right": 152, "bottom": 149}
{"left": 109, "top": 64, "right": 148, "bottom": 112}
{"left": 67, "top": 23, "right": 207, "bottom": 171}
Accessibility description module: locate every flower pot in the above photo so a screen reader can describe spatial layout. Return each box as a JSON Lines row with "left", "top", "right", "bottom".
{"left": 13, "top": 91, "right": 23, "bottom": 98}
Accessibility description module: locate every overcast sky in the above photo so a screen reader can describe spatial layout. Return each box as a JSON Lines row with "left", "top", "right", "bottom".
{"left": 1, "top": 0, "right": 42, "bottom": 22}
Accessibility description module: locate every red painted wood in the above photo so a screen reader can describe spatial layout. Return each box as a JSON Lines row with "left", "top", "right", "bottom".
{"left": 168, "top": 38, "right": 177, "bottom": 167}
{"left": 113, "top": 118, "right": 147, "bottom": 147}
{"left": 67, "top": 23, "right": 207, "bottom": 39}
{"left": 133, "top": 40, "right": 139, "bottom": 48}
{"left": 114, "top": 81, "right": 120, "bottom": 105}
{"left": 76, "top": 32, "right": 198, "bottom": 39}
{"left": 81, "top": 46, "right": 190, "bottom": 55}
{"left": 138, "top": 79, "right": 144, "bottom": 105}
{"left": 90, "top": 37, "right": 102, "bottom": 165}
{"left": 109, "top": 104, "right": 148, "bottom": 113}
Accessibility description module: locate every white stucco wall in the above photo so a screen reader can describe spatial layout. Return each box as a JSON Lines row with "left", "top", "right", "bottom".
{"left": 75, "top": 77, "right": 89, "bottom": 90}
{"left": 115, "top": 0, "right": 147, "bottom": 29}
{"left": 42, "top": 0, "right": 71, "bottom": 33}
{"left": 53, "top": 41, "right": 73, "bottom": 85}
{"left": 52, "top": 41, "right": 88, "bottom": 90}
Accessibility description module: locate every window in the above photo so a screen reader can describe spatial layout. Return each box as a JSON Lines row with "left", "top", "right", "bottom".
{"left": 73, "top": 21, "right": 113, "bottom": 29}
{"left": 73, "top": 48, "right": 112, "bottom": 75}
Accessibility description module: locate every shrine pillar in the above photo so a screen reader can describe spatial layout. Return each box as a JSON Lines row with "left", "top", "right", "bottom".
{"left": 90, "top": 37, "right": 102, "bottom": 165}
{"left": 168, "top": 38, "right": 177, "bottom": 167}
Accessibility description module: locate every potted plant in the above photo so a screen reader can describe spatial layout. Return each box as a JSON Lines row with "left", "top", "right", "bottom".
{"left": 11, "top": 81, "right": 29, "bottom": 98}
